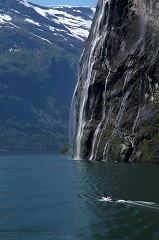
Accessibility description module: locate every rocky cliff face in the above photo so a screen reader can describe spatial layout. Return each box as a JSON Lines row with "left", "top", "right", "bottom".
{"left": 71, "top": 0, "right": 159, "bottom": 162}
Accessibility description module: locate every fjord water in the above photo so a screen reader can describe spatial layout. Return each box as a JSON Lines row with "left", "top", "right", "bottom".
{"left": 0, "top": 154, "right": 158, "bottom": 240}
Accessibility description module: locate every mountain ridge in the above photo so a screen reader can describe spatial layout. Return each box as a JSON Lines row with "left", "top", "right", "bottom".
{"left": 0, "top": 0, "right": 94, "bottom": 151}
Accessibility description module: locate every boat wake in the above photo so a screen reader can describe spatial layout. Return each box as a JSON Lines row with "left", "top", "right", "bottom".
{"left": 100, "top": 198, "right": 159, "bottom": 210}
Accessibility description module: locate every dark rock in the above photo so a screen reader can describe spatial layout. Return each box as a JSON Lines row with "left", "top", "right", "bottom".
{"left": 120, "top": 137, "right": 134, "bottom": 162}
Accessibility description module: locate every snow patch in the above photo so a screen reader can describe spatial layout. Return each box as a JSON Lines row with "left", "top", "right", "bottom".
{"left": 33, "top": 6, "right": 47, "bottom": 18}
{"left": 29, "top": 32, "right": 52, "bottom": 44}
{"left": 18, "top": 0, "right": 30, "bottom": 8}
{"left": 53, "top": 11, "right": 92, "bottom": 40}
{"left": 73, "top": 10, "right": 82, "bottom": 13}
{"left": 0, "top": 14, "right": 12, "bottom": 24}
{"left": 25, "top": 18, "right": 41, "bottom": 26}
{"left": 91, "top": 8, "right": 96, "bottom": 14}
{"left": 9, "top": 23, "right": 20, "bottom": 29}
{"left": 48, "top": 26, "right": 55, "bottom": 32}
{"left": 31, "top": 5, "right": 94, "bottom": 40}
{"left": 11, "top": 9, "right": 20, "bottom": 14}
{"left": 37, "top": 28, "right": 44, "bottom": 31}
{"left": 9, "top": 48, "right": 20, "bottom": 52}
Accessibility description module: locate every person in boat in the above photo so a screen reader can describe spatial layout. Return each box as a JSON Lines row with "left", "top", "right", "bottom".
{"left": 102, "top": 195, "right": 116, "bottom": 201}
{"left": 103, "top": 194, "right": 107, "bottom": 198}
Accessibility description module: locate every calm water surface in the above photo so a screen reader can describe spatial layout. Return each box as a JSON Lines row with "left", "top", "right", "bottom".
{"left": 0, "top": 153, "right": 158, "bottom": 240}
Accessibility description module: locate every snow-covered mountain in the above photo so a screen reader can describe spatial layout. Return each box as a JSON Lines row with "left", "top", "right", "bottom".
{"left": 0, "top": 0, "right": 95, "bottom": 52}
{"left": 0, "top": 0, "right": 95, "bottom": 151}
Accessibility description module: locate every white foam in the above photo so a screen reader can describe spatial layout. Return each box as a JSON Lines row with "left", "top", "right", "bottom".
{"left": 99, "top": 197, "right": 159, "bottom": 210}
{"left": 117, "top": 199, "right": 159, "bottom": 210}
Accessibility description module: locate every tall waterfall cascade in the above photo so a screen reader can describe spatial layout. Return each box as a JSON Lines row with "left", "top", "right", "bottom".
{"left": 70, "top": 0, "right": 159, "bottom": 163}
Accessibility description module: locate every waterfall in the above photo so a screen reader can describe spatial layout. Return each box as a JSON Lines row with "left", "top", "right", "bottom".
{"left": 139, "top": 0, "right": 146, "bottom": 41}
{"left": 89, "top": 2, "right": 111, "bottom": 160}
{"left": 132, "top": 78, "right": 143, "bottom": 133}
{"left": 70, "top": 0, "right": 158, "bottom": 162}
{"left": 89, "top": 60, "right": 111, "bottom": 160}
{"left": 71, "top": 0, "right": 146, "bottom": 160}
{"left": 103, "top": 69, "right": 133, "bottom": 159}
{"left": 132, "top": 0, "right": 146, "bottom": 133}
{"left": 71, "top": 0, "right": 110, "bottom": 160}
{"left": 102, "top": 0, "right": 147, "bottom": 158}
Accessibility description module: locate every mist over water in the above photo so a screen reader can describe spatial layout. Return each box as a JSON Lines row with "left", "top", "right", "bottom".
{"left": 0, "top": 153, "right": 158, "bottom": 240}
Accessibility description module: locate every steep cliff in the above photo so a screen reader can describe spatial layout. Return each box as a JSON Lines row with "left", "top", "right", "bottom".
{"left": 71, "top": 0, "right": 159, "bottom": 162}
